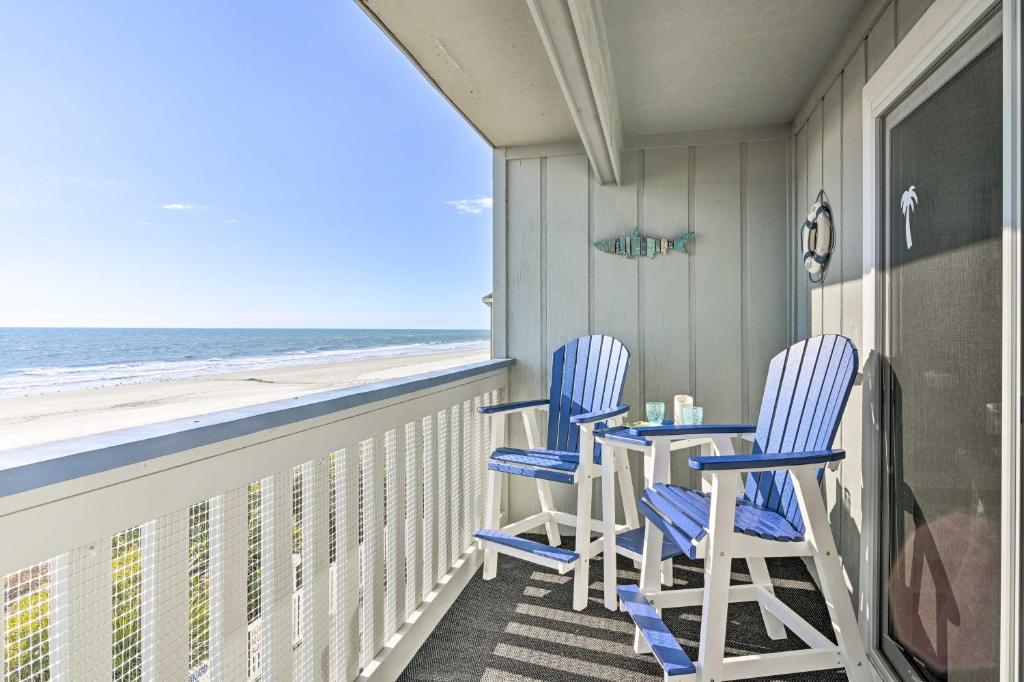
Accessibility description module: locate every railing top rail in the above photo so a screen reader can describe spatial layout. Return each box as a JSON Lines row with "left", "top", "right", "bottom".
{"left": 0, "top": 358, "right": 512, "bottom": 499}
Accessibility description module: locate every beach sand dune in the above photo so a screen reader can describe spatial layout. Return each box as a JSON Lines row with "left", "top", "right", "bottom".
{"left": 0, "top": 347, "right": 489, "bottom": 451}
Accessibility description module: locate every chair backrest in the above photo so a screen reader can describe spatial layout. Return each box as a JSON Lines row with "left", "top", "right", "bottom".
{"left": 744, "top": 334, "right": 858, "bottom": 533}
{"left": 546, "top": 335, "right": 630, "bottom": 453}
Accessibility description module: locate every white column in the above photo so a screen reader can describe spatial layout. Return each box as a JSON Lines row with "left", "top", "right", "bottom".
{"left": 360, "top": 437, "right": 385, "bottom": 666}
{"left": 209, "top": 489, "right": 248, "bottom": 681}
{"left": 263, "top": 471, "right": 294, "bottom": 680}
{"left": 301, "top": 458, "right": 330, "bottom": 682}
{"left": 384, "top": 429, "right": 406, "bottom": 642}
{"left": 333, "top": 449, "right": 360, "bottom": 681}
{"left": 449, "top": 405, "right": 462, "bottom": 564}
{"left": 697, "top": 471, "right": 740, "bottom": 682}
{"left": 405, "top": 421, "right": 424, "bottom": 615}
{"left": 51, "top": 543, "right": 113, "bottom": 679}
{"left": 146, "top": 511, "right": 190, "bottom": 681}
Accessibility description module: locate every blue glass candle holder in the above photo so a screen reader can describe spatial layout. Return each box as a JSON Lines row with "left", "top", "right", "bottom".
{"left": 645, "top": 401, "right": 666, "bottom": 424}
{"left": 682, "top": 406, "right": 704, "bottom": 425}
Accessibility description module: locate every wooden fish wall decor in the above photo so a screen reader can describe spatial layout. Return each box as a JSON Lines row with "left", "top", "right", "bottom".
{"left": 593, "top": 226, "right": 695, "bottom": 258}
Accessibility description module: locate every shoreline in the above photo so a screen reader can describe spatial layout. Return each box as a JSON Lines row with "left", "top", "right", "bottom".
{"left": 0, "top": 346, "right": 489, "bottom": 451}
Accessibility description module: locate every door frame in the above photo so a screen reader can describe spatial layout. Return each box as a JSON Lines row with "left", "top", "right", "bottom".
{"left": 861, "top": 0, "right": 1022, "bottom": 680}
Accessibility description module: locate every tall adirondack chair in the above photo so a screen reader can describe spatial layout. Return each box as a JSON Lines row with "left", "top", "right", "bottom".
{"left": 615, "top": 334, "right": 870, "bottom": 681}
{"left": 474, "top": 335, "right": 636, "bottom": 611}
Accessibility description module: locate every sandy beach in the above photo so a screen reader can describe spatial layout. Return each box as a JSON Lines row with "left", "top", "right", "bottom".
{"left": 0, "top": 346, "right": 489, "bottom": 451}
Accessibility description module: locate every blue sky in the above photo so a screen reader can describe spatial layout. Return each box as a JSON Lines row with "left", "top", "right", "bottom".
{"left": 0, "top": 2, "right": 493, "bottom": 329}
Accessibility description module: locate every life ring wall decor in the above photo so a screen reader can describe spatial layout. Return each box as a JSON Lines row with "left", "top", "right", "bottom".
{"left": 800, "top": 189, "right": 835, "bottom": 283}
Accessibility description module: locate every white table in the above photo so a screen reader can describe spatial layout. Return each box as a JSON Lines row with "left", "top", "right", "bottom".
{"left": 593, "top": 425, "right": 728, "bottom": 610}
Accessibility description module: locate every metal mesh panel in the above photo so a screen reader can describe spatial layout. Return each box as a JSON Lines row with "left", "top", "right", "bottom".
{"left": 188, "top": 502, "right": 211, "bottom": 675}
{"left": 436, "top": 410, "right": 449, "bottom": 577}
{"left": 421, "top": 415, "right": 436, "bottom": 595}
{"left": 359, "top": 437, "right": 382, "bottom": 668}
{"left": 461, "top": 399, "right": 472, "bottom": 551}
{"left": 403, "top": 421, "right": 421, "bottom": 619}
{"left": 448, "top": 405, "right": 462, "bottom": 565}
{"left": 3, "top": 561, "right": 52, "bottom": 681}
{"left": 330, "top": 447, "right": 359, "bottom": 682}
{"left": 291, "top": 465, "right": 304, "bottom": 657}
{"left": 383, "top": 429, "right": 399, "bottom": 641}
{"left": 111, "top": 528, "right": 144, "bottom": 681}
{"left": 246, "top": 481, "right": 264, "bottom": 681}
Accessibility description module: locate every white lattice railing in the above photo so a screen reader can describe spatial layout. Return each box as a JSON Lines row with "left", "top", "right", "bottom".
{"left": 0, "top": 360, "right": 509, "bottom": 681}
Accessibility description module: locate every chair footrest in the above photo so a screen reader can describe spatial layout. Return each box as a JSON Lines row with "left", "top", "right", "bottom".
{"left": 618, "top": 585, "right": 696, "bottom": 678}
{"left": 615, "top": 527, "right": 687, "bottom": 560}
{"left": 474, "top": 529, "right": 579, "bottom": 566}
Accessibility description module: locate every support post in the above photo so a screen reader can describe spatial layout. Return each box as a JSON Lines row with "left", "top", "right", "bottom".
{"left": 697, "top": 471, "right": 740, "bottom": 682}
{"left": 791, "top": 468, "right": 870, "bottom": 681}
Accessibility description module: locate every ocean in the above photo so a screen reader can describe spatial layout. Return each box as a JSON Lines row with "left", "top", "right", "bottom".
{"left": 0, "top": 328, "right": 490, "bottom": 399}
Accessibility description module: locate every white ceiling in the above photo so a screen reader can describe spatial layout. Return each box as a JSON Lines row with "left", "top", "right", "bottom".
{"left": 361, "top": 0, "right": 579, "bottom": 146}
{"left": 360, "top": 0, "right": 867, "bottom": 147}
{"left": 601, "top": 0, "right": 867, "bottom": 136}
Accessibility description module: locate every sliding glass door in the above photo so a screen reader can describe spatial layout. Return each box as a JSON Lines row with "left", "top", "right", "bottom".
{"left": 879, "top": 11, "right": 1003, "bottom": 681}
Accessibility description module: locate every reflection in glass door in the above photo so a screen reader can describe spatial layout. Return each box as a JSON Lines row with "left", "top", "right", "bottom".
{"left": 880, "top": 14, "right": 1002, "bottom": 682}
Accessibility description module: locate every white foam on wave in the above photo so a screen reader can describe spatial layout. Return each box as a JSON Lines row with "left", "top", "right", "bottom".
{"left": 0, "top": 340, "right": 489, "bottom": 398}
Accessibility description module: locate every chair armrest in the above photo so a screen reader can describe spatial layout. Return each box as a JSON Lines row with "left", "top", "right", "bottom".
{"left": 628, "top": 424, "right": 756, "bottom": 438}
{"left": 689, "top": 449, "right": 845, "bottom": 471}
{"left": 569, "top": 404, "right": 630, "bottom": 424}
{"left": 477, "top": 399, "right": 549, "bottom": 415}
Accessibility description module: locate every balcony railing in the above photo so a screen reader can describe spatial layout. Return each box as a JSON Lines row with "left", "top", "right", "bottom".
{"left": 0, "top": 359, "right": 511, "bottom": 681}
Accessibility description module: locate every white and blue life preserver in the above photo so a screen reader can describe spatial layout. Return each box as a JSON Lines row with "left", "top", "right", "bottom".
{"left": 800, "top": 190, "right": 835, "bottom": 283}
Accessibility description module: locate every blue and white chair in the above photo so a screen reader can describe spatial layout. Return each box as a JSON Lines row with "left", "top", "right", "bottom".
{"left": 474, "top": 334, "right": 636, "bottom": 611}
{"left": 616, "top": 334, "right": 870, "bottom": 681}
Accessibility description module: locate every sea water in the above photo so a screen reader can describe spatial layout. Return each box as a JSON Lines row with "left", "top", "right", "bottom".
{"left": 0, "top": 328, "right": 489, "bottom": 398}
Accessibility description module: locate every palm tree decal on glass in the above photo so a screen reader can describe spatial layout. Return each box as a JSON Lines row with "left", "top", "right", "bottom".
{"left": 901, "top": 185, "right": 918, "bottom": 249}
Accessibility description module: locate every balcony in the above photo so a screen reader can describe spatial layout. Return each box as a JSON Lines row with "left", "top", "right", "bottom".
{"left": 0, "top": 357, "right": 847, "bottom": 682}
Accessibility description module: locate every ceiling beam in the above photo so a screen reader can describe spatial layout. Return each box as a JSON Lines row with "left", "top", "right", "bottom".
{"left": 527, "top": 0, "right": 623, "bottom": 185}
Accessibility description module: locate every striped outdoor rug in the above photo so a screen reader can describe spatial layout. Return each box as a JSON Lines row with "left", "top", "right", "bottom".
{"left": 399, "top": 535, "right": 848, "bottom": 682}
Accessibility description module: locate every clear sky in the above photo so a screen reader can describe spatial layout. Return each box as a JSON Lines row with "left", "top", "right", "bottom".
{"left": 0, "top": 2, "right": 493, "bottom": 329}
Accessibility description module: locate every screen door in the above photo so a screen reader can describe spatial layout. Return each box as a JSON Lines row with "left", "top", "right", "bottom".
{"left": 879, "top": 13, "right": 1002, "bottom": 682}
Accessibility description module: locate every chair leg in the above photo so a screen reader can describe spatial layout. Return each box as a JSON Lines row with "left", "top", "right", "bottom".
{"left": 482, "top": 469, "right": 502, "bottom": 580}
{"left": 615, "top": 450, "right": 642, "bottom": 570}
{"left": 747, "top": 557, "right": 787, "bottom": 640}
{"left": 791, "top": 469, "right": 870, "bottom": 682}
{"left": 602, "top": 448, "right": 619, "bottom": 610}
{"left": 535, "top": 480, "right": 562, "bottom": 546}
{"left": 633, "top": 514, "right": 661, "bottom": 655}
{"left": 616, "top": 450, "right": 639, "bottom": 529}
{"left": 572, "top": 474, "right": 594, "bottom": 611}
{"left": 697, "top": 472, "right": 740, "bottom": 682}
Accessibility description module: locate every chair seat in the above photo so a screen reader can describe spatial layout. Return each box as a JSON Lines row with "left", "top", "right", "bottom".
{"left": 639, "top": 484, "right": 804, "bottom": 558}
{"left": 487, "top": 447, "right": 602, "bottom": 484}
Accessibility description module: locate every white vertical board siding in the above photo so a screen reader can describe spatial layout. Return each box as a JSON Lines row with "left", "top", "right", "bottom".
{"left": 544, "top": 154, "right": 592, "bottom": 384}
{"left": 694, "top": 144, "right": 743, "bottom": 425}
{"left": 790, "top": 0, "right": 928, "bottom": 596}
{"left": 840, "top": 43, "right": 867, "bottom": 597}
{"left": 642, "top": 146, "right": 693, "bottom": 488}
{"left": 497, "top": 134, "right": 789, "bottom": 525}
{"left": 592, "top": 151, "right": 641, "bottom": 417}
{"left": 866, "top": 2, "right": 897, "bottom": 78}
{"left": 821, "top": 79, "right": 844, "bottom": 340}
{"left": 641, "top": 147, "right": 691, "bottom": 410}
{"left": 794, "top": 126, "right": 810, "bottom": 340}
{"left": 506, "top": 158, "right": 543, "bottom": 459}
{"left": 744, "top": 138, "right": 790, "bottom": 423}
{"left": 806, "top": 104, "right": 824, "bottom": 339}
{"left": 897, "top": 0, "right": 932, "bottom": 41}
{"left": 821, "top": 77, "right": 844, "bottom": 534}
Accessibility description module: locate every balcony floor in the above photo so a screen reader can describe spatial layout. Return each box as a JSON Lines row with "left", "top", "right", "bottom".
{"left": 401, "top": 535, "right": 847, "bottom": 681}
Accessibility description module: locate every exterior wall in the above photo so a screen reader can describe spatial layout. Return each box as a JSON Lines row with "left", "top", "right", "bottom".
{"left": 493, "top": 132, "right": 790, "bottom": 521}
{"left": 791, "top": 0, "right": 933, "bottom": 597}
